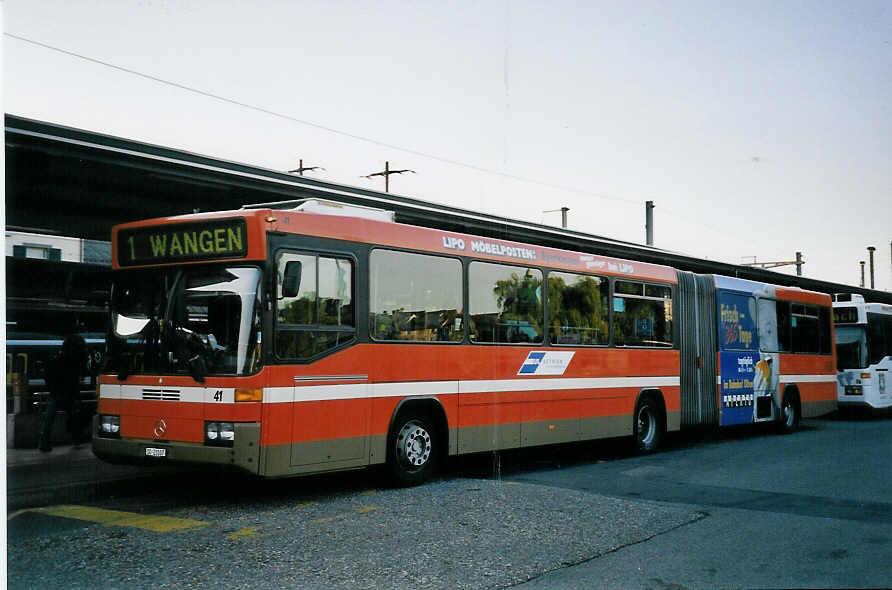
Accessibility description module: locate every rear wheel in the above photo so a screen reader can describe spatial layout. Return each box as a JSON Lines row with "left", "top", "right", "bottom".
{"left": 634, "top": 396, "right": 663, "bottom": 453}
{"left": 777, "top": 394, "right": 800, "bottom": 434}
{"left": 387, "top": 412, "right": 439, "bottom": 487}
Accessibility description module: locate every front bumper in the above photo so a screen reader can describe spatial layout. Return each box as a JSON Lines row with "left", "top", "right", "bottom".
{"left": 91, "top": 416, "right": 262, "bottom": 475}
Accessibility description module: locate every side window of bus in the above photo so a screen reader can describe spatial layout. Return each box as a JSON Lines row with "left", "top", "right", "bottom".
{"left": 818, "top": 306, "right": 833, "bottom": 355}
{"left": 613, "top": 282, "right": 673, "bottom": 348}
{"left": 758, "top": 298, "right": 779, "bottom": 352}
{"left": 790, "top": 304, "right": 820, "bottom": 354}
{"left": 277, "top": 253, "right": 316, "bottom": 324}
{"left": 547, "top": 271, "right": 608, "bottom": 345}
{"left": 275, "top": 252, "right": 354, "bottom": 360}
{"left": 469, "top": 262, "right": 544, "bottom": 344}
{"left": 369, "top": 249, "right": 463, "bottom": 342}
{"left": 776, "top": 301, "right": 792, "bottom": 351}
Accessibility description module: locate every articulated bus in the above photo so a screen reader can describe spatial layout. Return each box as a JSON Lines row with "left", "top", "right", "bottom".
{"left": 93, "top": 199, "right": 836, "bottom": 484}
{"left": 833, "top": 294, "right": 892, "bottom": 409}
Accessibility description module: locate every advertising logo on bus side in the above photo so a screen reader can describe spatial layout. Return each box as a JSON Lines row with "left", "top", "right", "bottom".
{"left": 518, "top": 351, "right": 575, "bottom": 375}
{"left": 441, "top": 235, "right": 639, "bottom": 276}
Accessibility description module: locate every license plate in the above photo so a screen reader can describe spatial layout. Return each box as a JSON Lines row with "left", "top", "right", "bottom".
{"left": 145, "top": 447, "right": 167, "bottom": 458}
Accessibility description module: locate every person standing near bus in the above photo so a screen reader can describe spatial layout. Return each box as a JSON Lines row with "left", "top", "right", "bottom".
{"left": 38, "top": 334, "right": 88, "bottom": 452}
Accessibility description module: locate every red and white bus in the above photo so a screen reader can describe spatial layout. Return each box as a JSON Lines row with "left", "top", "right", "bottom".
{"left": 93, "top": 199, "right": 836, "bottom": 484}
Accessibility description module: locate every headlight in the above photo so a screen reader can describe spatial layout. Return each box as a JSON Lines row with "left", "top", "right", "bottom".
{"left": 99, "top": 415, "right": 120, "bottom": 437}
{"left": 205, "top": 422, "right": 235, "bottom": 446}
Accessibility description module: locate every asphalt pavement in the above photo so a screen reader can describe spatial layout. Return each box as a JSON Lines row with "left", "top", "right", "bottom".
{"left": 7, "top": 415, "right": 892, "bottom": 588}
{"left": 6, "top": 441, "right": 188, "bottom": 512}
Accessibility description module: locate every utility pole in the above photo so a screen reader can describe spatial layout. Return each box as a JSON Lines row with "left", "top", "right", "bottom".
{"left": 362, "top": 161, "right": 415, "bottom": 193}
{"left": 287, "top": 159, "right": 324, "bottom": 176}
{"left": 543, "top": 207, "right": 569, "bottom": 228}
{"left": 868, "top": 246, "right": 876, "bottom": 289}
{"left": 645, "top": 200, "right": 654, "bottom": 246}
{"left": 741, "top": 252, "right": 804, "bottom": 276}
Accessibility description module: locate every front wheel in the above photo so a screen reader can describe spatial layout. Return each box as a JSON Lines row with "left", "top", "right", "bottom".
{"left": 777, "top": 395, "right": 800, "bottom": 434}
{"left": 387, "top": 413, "right": 439, "bottom": 487}
{"left": 634, "top": 396, "right": 663, "bottom": 453}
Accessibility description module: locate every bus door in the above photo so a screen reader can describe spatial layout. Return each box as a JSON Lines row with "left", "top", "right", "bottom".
{"left": 677, "top": 272, "right": 719, "bottom": 426}
{"left": 273, "top": 249, "right": 369, "bottom": 470}
{"left": 754, "top": 298, "right": 781, "bottom": 421}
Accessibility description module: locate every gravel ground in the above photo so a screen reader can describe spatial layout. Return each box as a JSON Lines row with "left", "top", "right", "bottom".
{"left": 8, "top": 478, "right": 703, "bottom": 589}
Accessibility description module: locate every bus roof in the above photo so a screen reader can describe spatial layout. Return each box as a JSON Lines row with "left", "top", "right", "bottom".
{"left": 712, "top": 275, "right": 830, "bottom": 305}
{"left": 112, "top": 201, "right": 678, "bottom": 282}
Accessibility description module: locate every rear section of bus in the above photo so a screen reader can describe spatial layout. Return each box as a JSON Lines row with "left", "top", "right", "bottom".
{"left": 710, "top": 276, "right": 835, "bottom": 430}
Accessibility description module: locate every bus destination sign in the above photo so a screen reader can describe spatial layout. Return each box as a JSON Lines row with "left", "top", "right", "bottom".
{"left": 118, "top": 218, "right": 248, "bottom": 267}
{"left": 833, "top": 306, "right": 859, "bottom": 324}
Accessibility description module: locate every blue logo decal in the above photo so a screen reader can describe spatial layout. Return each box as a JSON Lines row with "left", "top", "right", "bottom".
{"left": 519, "top": 352, "right": 546, "bottom": 374}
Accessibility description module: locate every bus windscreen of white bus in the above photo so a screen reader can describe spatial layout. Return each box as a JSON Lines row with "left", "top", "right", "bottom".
{"left": 835, "top": 325, "right": 867, "bottom": 371}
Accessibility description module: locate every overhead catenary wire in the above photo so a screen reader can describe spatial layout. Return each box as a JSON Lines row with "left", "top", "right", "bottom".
{"left": 5, "top": 32, "right": 638, "bottom": 207}
{"left": 6, "top": 32, "right": 786, "bottom": 265}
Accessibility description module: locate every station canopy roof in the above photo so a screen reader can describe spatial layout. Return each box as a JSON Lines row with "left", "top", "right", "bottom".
{"left": 6, "top": 113, "right": 890, "bottom": 304}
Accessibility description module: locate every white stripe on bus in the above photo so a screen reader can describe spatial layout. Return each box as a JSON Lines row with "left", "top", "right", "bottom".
{"left": 100, "top": 385, "right": 235, "bottom": 404}
{"left": 101, "top": 374, "right": 833, "bottom": 404}
{"left": 714, "top": 374, "right": 836, "bottom": 385}
{"left": 266, "top": 376, "right": 680, "bottom": 404}
{"left": 779, "top": 374, "right": 837, "bottom": 384}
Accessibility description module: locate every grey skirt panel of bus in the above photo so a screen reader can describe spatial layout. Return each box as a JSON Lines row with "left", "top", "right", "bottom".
{"left": 677, "top": 271, "right": 719, "bottom": 426}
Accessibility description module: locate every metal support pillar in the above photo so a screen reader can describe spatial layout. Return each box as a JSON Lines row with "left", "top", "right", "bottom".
{"left": 645, "top": 200, "right": 654, "bottom": 246}
{"left": 868, "top": 246, "right": 876, "bottom": 289}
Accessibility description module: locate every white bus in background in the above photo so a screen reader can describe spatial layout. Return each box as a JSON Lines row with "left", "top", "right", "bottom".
{"left": 833, "top": 294, "right": 892, "bottom": 409}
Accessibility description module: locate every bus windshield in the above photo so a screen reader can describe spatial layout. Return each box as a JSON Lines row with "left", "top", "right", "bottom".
{"left": 107, "top": 266, "right": 262, "bottom": 380}
{"left": 835, "top": 325, "right": 867, "bottom": 371}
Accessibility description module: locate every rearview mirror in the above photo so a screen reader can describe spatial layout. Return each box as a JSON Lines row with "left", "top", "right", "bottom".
{"left": 282, "top": 261, "right": 302, "bottom": 298}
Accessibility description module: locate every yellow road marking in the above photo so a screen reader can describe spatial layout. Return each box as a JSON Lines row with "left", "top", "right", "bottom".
{"left": 308, "top": 513, "right": 349, "bottom": 525}
{"left": 309, "top": 504, "right": 380, "bottom": 525}
{"left": 7, "top": 509, "right": 30, "bottom": 521}
{"left": 32, "top": 505, "right": 210, "bottom": 533}
{"left": 294, "top": 501, "right": 318, "bottom": 511}
{"left": 226, "top": 527, "right": 260, "bottom": 539}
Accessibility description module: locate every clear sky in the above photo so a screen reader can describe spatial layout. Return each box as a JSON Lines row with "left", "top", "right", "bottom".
{"left": 3, "top": 0, "right": 890, "bottom": 291}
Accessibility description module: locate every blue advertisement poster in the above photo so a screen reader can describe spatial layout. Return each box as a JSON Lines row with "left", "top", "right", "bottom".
{"left": 717, "top": 291, "right": 758, "bottom": 426}
{"left": 719, "top": 351, "right": 756, "bottom": 426}
{"left": 717, "top": 292, "right": 757, "bottom": 352}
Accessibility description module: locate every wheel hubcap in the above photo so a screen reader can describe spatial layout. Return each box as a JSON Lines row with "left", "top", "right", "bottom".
{"left": 638, "top": 407, "right": 655, "bottom": 445}
{"left": 397, "top": 421, "right": 431, "bottom": 469}
{"left": 784, "top": 403, "right": 795, "bottom": 427}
